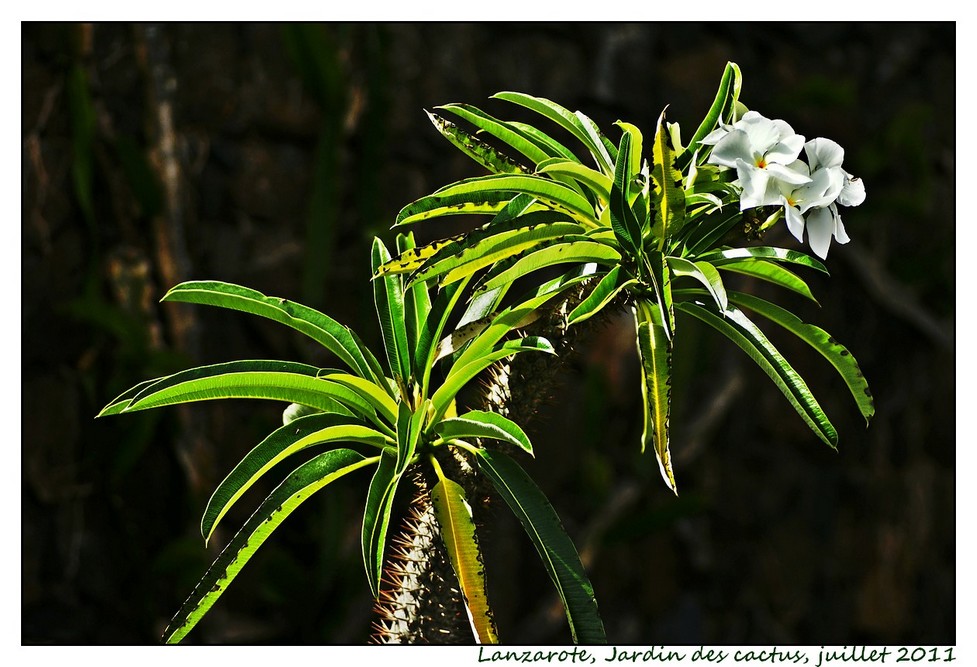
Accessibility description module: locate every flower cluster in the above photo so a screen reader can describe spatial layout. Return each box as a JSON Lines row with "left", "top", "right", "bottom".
{"left": 700, "top": 111, "right": 866, "bottom": 259}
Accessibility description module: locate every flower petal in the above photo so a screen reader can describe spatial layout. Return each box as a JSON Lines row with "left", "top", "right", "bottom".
{"left": 735, "top": 159, "right": 775, "bottom": 209}
{"left": 837, "top": 173, "right": 866, "bottom": 207}
{"left": 805, "top": 138, "right": 845, "bottom": 170}
{"left": 766, "top": 162, "right": 813, "bottom": 186}
{"left": 784, "top": 201, "right": 806, "bottom": 243}
{"left": 805, "top": 207, "right": 835, "bottom": 259}
{"left": 708, "top": 129, "right": 754, "bottom": 169}
{"left": 765, "top": 133, "right": 806, "bottom": 165}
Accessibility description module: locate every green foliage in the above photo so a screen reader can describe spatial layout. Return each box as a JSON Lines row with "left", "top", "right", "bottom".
{"left": 379, "top": 61, "right": 873, "bottom": 492}
{"left": 100, "top": 234, "right": 604, "bottom": 644}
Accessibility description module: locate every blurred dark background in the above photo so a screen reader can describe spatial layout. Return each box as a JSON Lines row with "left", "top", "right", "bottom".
{"left": 21, "top": 23, "right": 955, "bottom": 645}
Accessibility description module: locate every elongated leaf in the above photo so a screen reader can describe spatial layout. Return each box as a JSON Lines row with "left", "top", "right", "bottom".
{"left": 97, "top": 377, "right": 167, "bottom": 417}
{"left": 362, "top": 449, "right": 402, "bottom": 597}
{"left": 435, "top": 410, "right": 533, "bottom": 456}
{"left": 317, "top": 371, "right": 398, "bottom": 425}
{"left": 478, "top": 239, "right": 621, "bottom": 293}
{"left": 161, "top": 281, "right": 385, "bottom": 387}
{"left": 537, "top": 159, "right": 612, "bottom": 204}
{"left": 609, "top": 129, "right": 642, "bottom": 256}
{"left": 647, "top": 250, "right": 675, "bottom": 338}
{"left": 492, "top": 91, "right": 614, "bottom": 175}
{"left": 475, "top": 449, "right": 605, "bottom": 644}
{"left": 634, "top": 300, "right": 677, "bottom": 493}
{"left": 717, "top": 259, "right": 818, "bottom": 302}
{"left": 677, "top": 61, "right": 742, "bottom": 168}
{"left": 726, "top": 291, "right": 874, "bottom": 424}
{"left": 372, "top": 238, "right": 411, "bottom": 385}
{"left": 567, "top": 266, "right": 636, "bottom": 326}
{"left": 427, "top": 110, "right": 529, "bottom": 174}
{"left": 431, "top": 474, "right": 498, "bottom": 644}
{"left": 120, "top": 360, "right": 357, "bottom": 417}
{"left": 395, "top": 400, "right": 425, "bottom": 476}
{"left": 417, "top": 277, "right": 471, "bottom": 396}
{"left": 397, "top": 232, "right": 431, "bottom": 368}
{"left": 395, "top": 190, "right": 515, "bottom": 227}
{"left": 163, "top": 449, "right": 374, "bottom": 644}
{"left": 201, "top": 413, "right": 388, "bottom": 543}
{"left": 418, "top": 221, "right": 587, "bottom": 286}
{"left": 676, "top": 300, "right": 839, "bottom": 447}
{"left": 650, "top": 108, "right": 686, "bottom": 244}
{"left": 666, "top": 256, "right": 728, "bottom": 311}
{"left": 396, "top": 174, "right": 599, "bottom": 228}
{"left": 507, "top": 121, "right": 579, "bottom": 163}
{"left": 679, "top": 209, "right": 744, "bottom": 257}
{"left": 698, "top": 246, "right": 828, "bottom": 273}
{"left": 437, "top": 102, "right": 552, "bottom": 166}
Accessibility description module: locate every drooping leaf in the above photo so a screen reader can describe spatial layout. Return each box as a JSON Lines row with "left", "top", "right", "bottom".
{"left": 697, "top": 246, "right": 828, "bottom": 273}
{"left": 163, "top": 449, "right": 374, "bottom": 644}
{"left": 492, "top": 92, "right": 614, "bottom": 175}
{"left": 475, "top": 449, "right": 605, "bottom": 645}
{"left": 536, "top": 159, "right": 612, "bottom": 205}
{"left": 361, "top": 449, "right": 402, "bottom": 597}
{"left": 431, "top": 473, "right": 498, "bottom": 644}
{"left": 117, "top": 360, "right": 359, "bottom": 417}
{"left": 666, "top": 256, "right": 728, "bottom": 311}
{"left": 427, "top": 109, "right": 529, "bottom": 174}
{"left": 162, "top": 281, "right": 386, "bottom": 387}
{"left": 726, "top": 291, "right": 874, "bottom": 425}
{"left": 676, "top": 300, "right": 839, "bottom": 448}
{"left": 396, "top": 174, "right": 600, "bottom": 228}
{"left": 436, "top": 103, "right": 552, "bottom": 167}
{"left": 717, "top": 259, "right": 819, "bottom": 302}
{"left": 476, "top": 239, "right": 621, "bottom": 293}
{"left": 634, "top": 300, "right": 677, "bottom": 494}
{"left": 201, "top": 413, "right": 388, "bottom": 544}
{"left": 435, "top": 410, "right": 533, "bottom": 456}
{"left": 316, "top": 371, "right": 398, "bottom": 425}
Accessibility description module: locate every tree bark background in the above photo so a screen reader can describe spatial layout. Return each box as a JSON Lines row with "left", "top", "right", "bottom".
{"left": 21, "top": 23, "right": 955, "bottom": 644}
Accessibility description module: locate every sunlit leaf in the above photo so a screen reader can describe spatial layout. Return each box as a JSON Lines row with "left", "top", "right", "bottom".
{"left": 634, "top": 300, "right": 676, "bottom": 494}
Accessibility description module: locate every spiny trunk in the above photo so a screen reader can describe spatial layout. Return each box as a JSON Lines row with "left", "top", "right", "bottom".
{"left": 370, "top": 281, "right": 621, "bottom": 644}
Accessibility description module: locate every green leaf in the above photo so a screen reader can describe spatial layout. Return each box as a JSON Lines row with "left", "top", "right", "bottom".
{"left": 436, "top": 410, "right": 533, "bottom": 456}
{"left": 397, "top": 232, "right": 431, "bottom": 367}
{"left": 477, "top": 239, "right": 621, "bottom": 294}
{"left": 416, "top": 277, "right": 472, "bottom": 397}
{"left": 371, "top": 238, "right": 411, "bottom": 385}
{"left": 676, "top": 300, "right": 839, "bottom": 448}
{"left": 475, "top": 449, "right": 605, "bottom": 644}
{"left": 679, "top": 210, "right": 744, "bottom": 257}
{"left": 161, "top": 281, "right": 385, "bottom": 387}
{"left": 650, "top": 108, "right": 686, "bottom": 245}
{"left": 567, "top": 266, "right": 636, "bottom": 326}
{"left": 316, "top": 371, "right": 399, "bottom": 425}
{"left": 437, "top": 103, "right": 552, "bottom": 167}
{"left": 201, "top": 413, "right": 388, "bottom": 544}
{"left": 119, "top": 360, "right": 360, "bottom": 417}
{"left": 163, "top": 449, "right": 374, "bottom": 644}
{"left": 396, "top": 174, "right": 600, "bottom": 228}
{"left": 634, "top": 300, "right": 677, "bottom": 494}
{"left": 427, "top": 109, "right": 529, "bottom": 174}
{"left": 609, "top": 129, "right": 643, "bottom": 256}
{"left": 361, "top": 449, "right": 402, "bottom": 597}
{"left": 431, "top": 471, "right": 498, "bottom": 644}
{"left": 97, "top": 377, "right": 166, "bottom": 417}
{"left": 395, "top": 401, "right": 425, "bottom": 476}
{"left": 666, "top": 256, "right": 728, "bottom": 311}
{"left": 698, "top": 246, "right": 828, "bottom": 273}
{"left": 416, "top": 221, "right": 587, "bottom": 286}
{"left": 726, "top": 291, "right": 874, "bottom": 425}
{"left": 678, "top": 61, "right": 742, "bottom": 168}
{"left": 537, "top": 159, "right": 613, "bottom": 205}
{"left": 717, "top": 259, "right": 819, "bottom": 302}
{"left": 492, "top": 92, "right": 614, "bottom": 175}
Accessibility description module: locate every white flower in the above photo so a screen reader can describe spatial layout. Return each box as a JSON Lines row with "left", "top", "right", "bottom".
{"left": 702, "top": 111, "right": 811, "bottom": 209}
